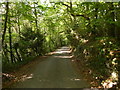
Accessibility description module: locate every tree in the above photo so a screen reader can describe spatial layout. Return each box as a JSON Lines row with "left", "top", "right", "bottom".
{"left": 2, "top": 1, "right": 9, "bottom": 45}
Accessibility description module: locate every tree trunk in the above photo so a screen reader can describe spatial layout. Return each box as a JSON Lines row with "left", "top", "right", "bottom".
{"left": 8, "top": 18, "right": 14, "bottom": 63}
{"left": 2, "top": 1, "right": 9, "bottom": 45}
{"left": 34, "top": 2, "right": 40, "bottom": 55}
{"left": 17, "top": 15, "right": 21, "bottom": 38}
{"left": 34, "top": 2, "right": 38, "bottom": 33}
{"left": 15, "top": 49, "right": 21, "bottom": 62}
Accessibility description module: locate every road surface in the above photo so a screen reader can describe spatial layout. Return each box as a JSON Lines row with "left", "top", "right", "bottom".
{"left": 10, "top": 46, "right": 90, "bottom": 88}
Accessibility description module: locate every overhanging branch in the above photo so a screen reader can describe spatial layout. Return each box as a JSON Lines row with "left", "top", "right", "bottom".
{"left": 61, "top": 2, "right": 90, "bottom": 20}
{"left": 71, "top": 14, "right": 90, "bottom": 20}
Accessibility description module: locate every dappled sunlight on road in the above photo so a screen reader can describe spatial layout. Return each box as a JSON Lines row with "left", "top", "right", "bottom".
{"left": 52, "top": 46, "right": 73, "bottom": 59}
{"left": 54, "top": 50, "right": 71, "bottom": 54}
{"left": 53, "top": 55, "right": 73, "bottom": 59}
{"left": 46, "top": 47, "right": 72, "bottom": 55}
{"left": 53, "top": 46, "right": 71, "bottom": 54}
{"left": 70, "top": 78, "right": 81, "bottom": 81}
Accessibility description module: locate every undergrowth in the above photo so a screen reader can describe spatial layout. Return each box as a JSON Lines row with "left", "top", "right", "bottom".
{"left": 74, "top": 37, "right": 120, "bottom": 88}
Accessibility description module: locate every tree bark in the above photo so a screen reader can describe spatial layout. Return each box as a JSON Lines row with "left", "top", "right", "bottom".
{"left": 34, "top": 2, "right": 38, "bottom": 33}
{"left": 34, "top": 2, "right": 40, "bottom": 55}
{"left": 17, "top": 15, "right": 21, "bottom": 38}
{"left": 2, "top": 1, "right": 9, "bottom": 45}
{"left": 8, "top": 18, "right": 14, "bottom": 63}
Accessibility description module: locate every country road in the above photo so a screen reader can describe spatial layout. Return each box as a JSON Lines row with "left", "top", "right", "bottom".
{"left": 10, "top": 46, "right": 90, "bottom": 88}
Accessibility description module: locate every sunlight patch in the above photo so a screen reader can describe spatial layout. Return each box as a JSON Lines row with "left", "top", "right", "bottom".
{"left": 70, "top": 78, "right": 81, "bottom": 81}
{"left": 20, "top": 74, "right": 33, "bottom": 81}
{"left": 54, "top": 55, "right": 73, "bottom": 59}
{"left": 54, "top": 50, "right": 71, "bottom": 54}
{"left": 101, "top": 71, "right": 118, "bottom": 88}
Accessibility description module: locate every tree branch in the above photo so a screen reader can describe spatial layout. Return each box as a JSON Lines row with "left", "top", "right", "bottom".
{"left": 61, "top": 2, "right": 90, "bottom": 20}
{"left": 62, "top": 3, "right": 70, "bottom": 8}
{"left": 71, "top": 14, "right": 90, "bottom": 20}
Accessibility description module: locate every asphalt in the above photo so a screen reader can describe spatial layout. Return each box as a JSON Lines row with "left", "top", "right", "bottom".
{"left": 10, "top": 46, "right": 90, "bottom": 88}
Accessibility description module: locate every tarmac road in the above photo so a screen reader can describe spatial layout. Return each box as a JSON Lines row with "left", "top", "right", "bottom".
{"left": 10, "top": 46, "right": 90, "bottom": 88}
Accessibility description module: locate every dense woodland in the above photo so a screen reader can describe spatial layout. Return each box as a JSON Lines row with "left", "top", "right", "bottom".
{"left": 1, "top": 1, "right": 120, "bottom": 88}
